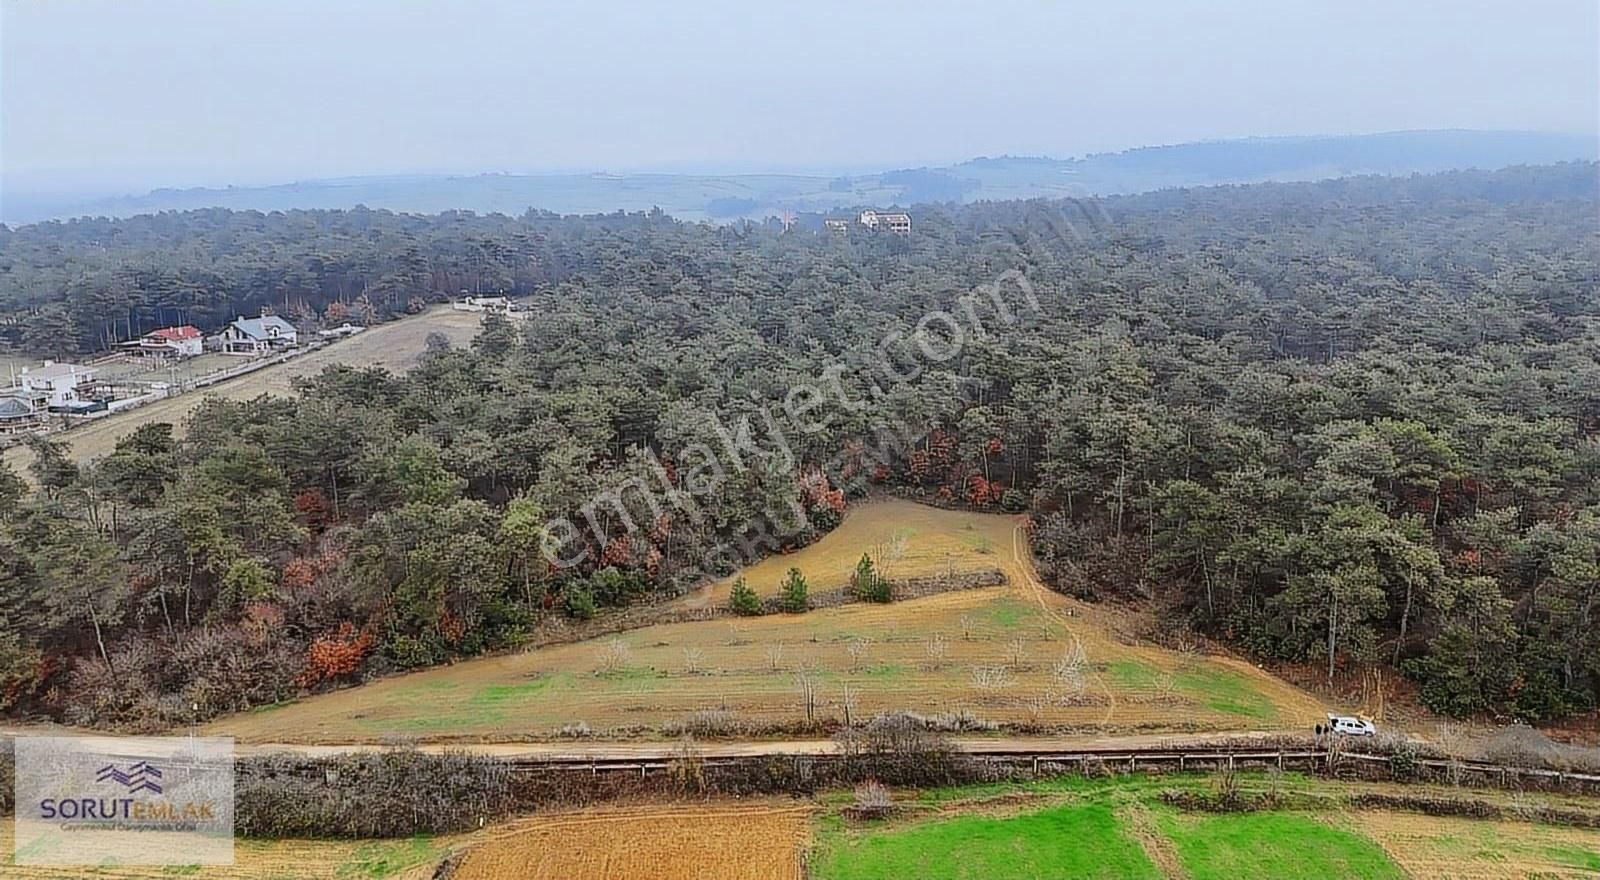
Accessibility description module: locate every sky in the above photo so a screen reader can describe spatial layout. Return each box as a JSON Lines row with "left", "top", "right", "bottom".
{"left": 2, "top": 0, "right": 1597, "bottom": 196}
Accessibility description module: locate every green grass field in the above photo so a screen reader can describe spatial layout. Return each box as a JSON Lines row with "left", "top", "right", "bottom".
{"left": 809, "top": 772, "right": 1600, "bottom": 880}
{"left": 1158, "top": 811, "right": 1402, "bottom": 880}
{"left": 813, "top": 801, "right": 1160, "bottom": 880}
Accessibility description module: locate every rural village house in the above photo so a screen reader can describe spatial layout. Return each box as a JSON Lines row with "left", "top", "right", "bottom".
{"left": 221, "top": 314, "right": 299, "bottom": 355}
{"left": 452, "top": 295, "right": 515, "bottom": 314}
{"left": 858, "top": 209, "right": 912, "bottom": 234}
{"left": 121, "top": 325, "right": 203, "bottom": 360}
{"left": 17, "top": 362, "right": 98, "bottom": 410}
{"left": 0, "top": 392, "right": 43, "bottom": 437}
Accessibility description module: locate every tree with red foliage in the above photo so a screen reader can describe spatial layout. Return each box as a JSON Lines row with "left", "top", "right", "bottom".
{"left": 296, "top": 623, "right": 373, "bottom": 688}
{"left": 600, "top": 536, "right": 634, "bottom": 567}
{"left": 294, "top": 489, "right": 335, "bottom": 532}
{"left": 967, "top": 475, "right": 1003, "bottom": 507}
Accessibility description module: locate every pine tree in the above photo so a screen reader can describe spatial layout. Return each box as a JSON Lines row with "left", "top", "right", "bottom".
{"left": 729, "top": 577, "right": 762, "bottom": 616}
{"left": 780, "top": 567, "right": 809, "bottom": 613}
{"left": 852, "top": 554, "right": 891, "bottom": 603}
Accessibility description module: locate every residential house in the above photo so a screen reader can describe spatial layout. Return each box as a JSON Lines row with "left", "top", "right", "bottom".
{"left": 452, "top": 296, "right": 515, "bottom": 314}
{"left": 221, "top": 314, "right": 299, "bottom": 355}
{"left": 858, "top": 209, "right": 912, "bottom": 234}
{"left": 19, "top": 362, "right": 98, "bottom": 409}
{"left": 122, "top": 325, "right": 203, "bottom": 360}
{"left": 317, "top": 323, "right": 366, "bottom": 339}
{"left": 0, "top": 392, "right": 44, "bottom": 437}
{"left": 823, "top": 218, "right": 850, "bottom": 234}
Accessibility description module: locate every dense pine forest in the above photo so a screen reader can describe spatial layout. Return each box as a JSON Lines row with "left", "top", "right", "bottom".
{"left": 1, "top": 162, "right": 1597, "bottom": 730}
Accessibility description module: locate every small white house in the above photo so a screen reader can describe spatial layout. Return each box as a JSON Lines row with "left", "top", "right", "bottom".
{"left": 221, "top": 314, "right": 299, "bottom": 355}
{"left": 859, "top": 210, "right": 912, "bottom": 234}
{"left": 317, "top": 323, "right": 367, "bottom": 339}
{"left": 19, "top": 362, "right": 98, "bottom": 409}
{"left": 452, "top": 296, "right": 514, "bottom": 314}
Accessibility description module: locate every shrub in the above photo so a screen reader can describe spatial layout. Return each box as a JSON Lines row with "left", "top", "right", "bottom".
{"left": 848, "top": 780, "right": 895, "bottom": 819}
{"left": 833, "top": 712, "right": 968, "bottom": 786}
{"left": 780, "top": 567, "right": 809, "bottom": 612}
{"left": 728, "top": 577, "right": 762, "bottom": 616}
{"left": 564, "top": 584, "right": 596, "bottom": 620}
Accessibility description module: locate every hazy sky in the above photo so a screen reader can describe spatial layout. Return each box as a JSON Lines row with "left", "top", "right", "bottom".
{"left": 3, "top": 0, "right": 1597, "bottom": 193}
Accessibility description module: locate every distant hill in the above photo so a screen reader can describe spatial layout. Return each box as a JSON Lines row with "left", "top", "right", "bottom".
{"left": 7, "top": 130, "right": 1595, "bottom": 224}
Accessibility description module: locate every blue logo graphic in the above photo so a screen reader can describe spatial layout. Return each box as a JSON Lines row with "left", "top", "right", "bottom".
{"left": 95, "top": 761, "right": 164, "bottom": 795}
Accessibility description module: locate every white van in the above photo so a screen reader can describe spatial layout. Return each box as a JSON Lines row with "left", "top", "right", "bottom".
{"left": 1325, "top": 714, "right": 1376, "bottom": 737}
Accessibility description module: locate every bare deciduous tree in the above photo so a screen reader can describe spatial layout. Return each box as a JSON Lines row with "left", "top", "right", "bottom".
{"left": 846, "top": 637, "right": 872, "bottom": 668}
{"left": 595, "top": 638, "right": 631, "bottom": 674}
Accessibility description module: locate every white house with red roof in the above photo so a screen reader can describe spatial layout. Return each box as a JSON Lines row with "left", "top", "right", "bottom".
{"left": 122, "top": 325, "right": 203, "bottom": 359}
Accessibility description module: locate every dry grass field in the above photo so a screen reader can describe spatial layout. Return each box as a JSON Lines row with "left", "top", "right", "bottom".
{"left": 2, "top": 307, "right": 481, "bottom": 476}
{"left": 448, "top": 802, "right": 809, "bottom": 880}
{"left": 208, "top": 500, "right": 1324, "bottom": 743}
{"left": 1, "top": 820, "right": 454, "bottom": 879}
{"left": 1352, "top": 810, "right": 1600, "bottom": 879}
{"left": 695, "top": 499, "right": 1017, "bottom": 604}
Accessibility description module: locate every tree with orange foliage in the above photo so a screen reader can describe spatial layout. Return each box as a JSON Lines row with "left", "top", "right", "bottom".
{"left": 296, "top": 623, "right": 373, "bottom": 687}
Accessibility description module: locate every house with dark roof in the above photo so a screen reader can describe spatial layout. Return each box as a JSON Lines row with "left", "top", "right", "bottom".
{"left": 0, "top": 392, "right": 44, "bottom": 437}
{"left": 221, "top": 314, "right": 299, "bottom": 355}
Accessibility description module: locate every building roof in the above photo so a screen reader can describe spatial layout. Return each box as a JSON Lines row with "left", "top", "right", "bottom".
{"left": 0, "top": 395, "right": 33, "bottom": 419}
{"left": 230, "top": 315, "right": 297, "bottom": 340}
{"left": 148, "top": 325, "right": 201, "bottom": 341}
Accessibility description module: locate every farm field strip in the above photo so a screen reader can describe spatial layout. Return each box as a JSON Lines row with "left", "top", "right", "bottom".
{"left": 447, "top": 802, "right": 810, "bottom": 880}
{"left": 207, "top": 500, "right": 1325, "bottom": 743}
{"left": 1353, "top": 809, "right": 1600, "bottom": 879}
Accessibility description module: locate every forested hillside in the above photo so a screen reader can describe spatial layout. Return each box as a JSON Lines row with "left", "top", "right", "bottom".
{"left": 1, "top": 163, "right": 1596, "bottom": 730}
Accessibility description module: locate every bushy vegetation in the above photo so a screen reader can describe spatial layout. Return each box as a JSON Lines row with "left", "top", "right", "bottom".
{"left": 235, "top": 749, "right": 514, "bottom": 838}
{"left": 2, "top": 163, "right": 1598, "bottom": 729}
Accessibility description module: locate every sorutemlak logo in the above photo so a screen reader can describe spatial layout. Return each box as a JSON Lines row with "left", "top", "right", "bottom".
{"left": 96, "top": 761, "right": 164, "bottom": 794}
{"left": 13, "top": 736, "right": 234, "bottom": 866}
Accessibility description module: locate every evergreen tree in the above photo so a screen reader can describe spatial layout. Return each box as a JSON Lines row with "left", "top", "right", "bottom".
{"left": 852, "top": 554, "right": 891, "bottom": 603}
{"left": 780, "top": 567, "right": 809, "bottom": 613}
{"left": 729, "top": 577, "right": 762, "bottom": 616}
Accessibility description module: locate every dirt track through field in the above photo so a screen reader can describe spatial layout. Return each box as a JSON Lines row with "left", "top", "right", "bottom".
{"left": 1012, "top": 521, "right": 1119, "bottom": 726}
